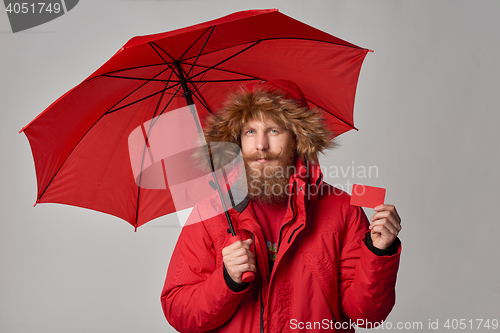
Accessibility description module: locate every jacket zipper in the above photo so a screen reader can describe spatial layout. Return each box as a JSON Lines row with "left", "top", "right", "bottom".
{"left": 287, "top": 223, "right": 304, "bottom": 243}
{"left": 260, "top": 174, "right": 324, "bottom": 331}
{"left": 253, "top": 239, "right": 264, "bottom": 333}
{"left": 259, "top": 182, "right": 296, "bottom": 333}
{"left": 276, "top": 182, "right": 296, "bottom": 254}
{"left": 260, "top": 288, "right": 264, "bottom": 333}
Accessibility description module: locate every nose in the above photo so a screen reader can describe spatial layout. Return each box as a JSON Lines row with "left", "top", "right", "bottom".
{"left": 255, "top": 132, "right": 269, "bottom": 151}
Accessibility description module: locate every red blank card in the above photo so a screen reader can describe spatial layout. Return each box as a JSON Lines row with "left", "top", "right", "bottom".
{"left": 350, "top": 184, "right": 386, "bottom": 208}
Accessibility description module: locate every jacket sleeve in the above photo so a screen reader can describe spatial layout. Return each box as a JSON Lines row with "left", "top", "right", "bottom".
{"left": 338, "top": 205, "right": 401, "bottom": 326}
{"left": 161, "top": 221, "right": 249, "bottom": 332}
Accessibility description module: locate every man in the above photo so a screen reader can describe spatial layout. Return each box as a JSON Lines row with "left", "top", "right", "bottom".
{"left": 161, "top": 80, "right": 401, "bottom": 332}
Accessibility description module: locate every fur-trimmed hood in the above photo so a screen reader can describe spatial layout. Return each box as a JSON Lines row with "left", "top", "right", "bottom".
{"left": 201, "top": 80, "right": 334, "bottom": 169}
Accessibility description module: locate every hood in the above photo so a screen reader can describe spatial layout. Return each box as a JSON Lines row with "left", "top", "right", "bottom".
{"left": 201, "top": 80, "right": 335, "bottom": 169}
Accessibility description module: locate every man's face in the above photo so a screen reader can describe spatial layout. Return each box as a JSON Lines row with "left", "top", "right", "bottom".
{"left": 241, "top": 116, "right": 297, "bottom": 205}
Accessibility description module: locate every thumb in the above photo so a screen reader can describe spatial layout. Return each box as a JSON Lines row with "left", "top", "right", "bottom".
{"left": 243, "top": 238, "right": 254, "bottom": 245}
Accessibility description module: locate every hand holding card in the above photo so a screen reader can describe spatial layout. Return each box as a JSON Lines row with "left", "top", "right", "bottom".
{"left": 350, "top": 184, "right": 386, "bottom": 208}
{"left": 351, "top": 184, "right": 401, "bottom": 250}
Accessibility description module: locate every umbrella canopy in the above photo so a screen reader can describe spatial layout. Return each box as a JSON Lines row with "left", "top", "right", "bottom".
{"left": 21, "top": 9, "right": 370, "bottom": 229}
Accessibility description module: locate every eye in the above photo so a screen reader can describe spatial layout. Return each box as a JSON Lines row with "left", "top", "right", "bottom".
{"left": 244, "top": 129, "right": 254, "bottom": 135}
{"left": 270, "top": 129, "right": 279, "bottom": 134}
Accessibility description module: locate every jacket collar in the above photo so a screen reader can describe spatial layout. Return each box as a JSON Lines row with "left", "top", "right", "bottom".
{"left": 291, "top": 158, "right": 323, "bottom": 196}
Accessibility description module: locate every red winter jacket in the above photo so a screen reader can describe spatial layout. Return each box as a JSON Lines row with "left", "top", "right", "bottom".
{"left": 161, "top": 161, "right": 401, "bottom": 332}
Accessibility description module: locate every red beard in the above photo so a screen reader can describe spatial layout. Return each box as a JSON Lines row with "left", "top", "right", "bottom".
{"left": 243, "top": 150, "right": 297, "bottom": 206}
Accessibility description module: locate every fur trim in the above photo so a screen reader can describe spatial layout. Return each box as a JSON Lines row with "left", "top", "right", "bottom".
{"left": 202, "top": 85, "right": 335, "bottom": 167}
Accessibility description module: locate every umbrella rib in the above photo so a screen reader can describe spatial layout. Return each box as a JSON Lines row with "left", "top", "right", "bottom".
{"left": 50, "top": 64, "right": 169, "bottom": 95}
{"left": 180, "top": 26, "right": 214, "bottom": 62}
{"left": 187, "top": 40, "right": 262, "bottom": 82}
{"left": 181, "top": 37, "right": 367, "bottom": 63}
{"left": 312, "top": 103, "right": 355, "bottom": 129}
{"left": 103, "top": 66, "right": 173, "bottom": 115}
{"left": 134, "top": 81, "right": 173, "bottom": 229}
{"left": 149, "top": 80, "right": 172, "bottom": 120}
{"left": 179, "top": 36, "right": 367, "bottom": 82}
{"left": 184, "top": 26, "right": 215, "bottom": 80}
{"left": 152, "top": 66, "right": 179, "bottom": 116}
{"left": 188, "top": 75, "right": 253, "bottom": 113}
{"left": 190, "top": 87, "right": 211, "bottom": 113}
{"left": 102, "top": 74, "right": 174, "bottom": 82}
{"left": 189, "top": 78, "right": 259, "bottom": 83}
{"left": 148, "top": 41, "right": 176, "bottom": 64}
{"left": 150, "top": 84, "right": 183, "bottom": 125}
{"left": 133, "top": 82, "right": 184, "bottom": 227}
{"left": 184, "top": 65, "right": 213, "bottom": 112}
{"left": 181, "top": 61, "right": 263, "bottom": 81}
{"left": 85, "top": 63, "right": 171, "bottom": 83}
{"left": 106, "top": 82, "right": 182, "bottom": 114}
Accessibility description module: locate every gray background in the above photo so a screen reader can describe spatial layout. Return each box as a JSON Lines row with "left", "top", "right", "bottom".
{"left": 1, "top": 1, "right": 499, "bottom": 332}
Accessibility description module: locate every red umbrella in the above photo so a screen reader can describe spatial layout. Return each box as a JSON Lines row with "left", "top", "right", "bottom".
{"left": 21, "top": 9, "right": 370, "bottom": 229}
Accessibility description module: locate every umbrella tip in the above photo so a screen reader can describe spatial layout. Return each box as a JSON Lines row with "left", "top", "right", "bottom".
{"left": 367, "top": 49, "right": 374, "bottom": 53}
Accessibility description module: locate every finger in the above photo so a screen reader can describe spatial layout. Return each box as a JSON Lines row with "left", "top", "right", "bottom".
{"left": 226, "top": 254, "right": 253, "bottom": 266}
{"left": 370, "top": 226, "right": 396, "bottom": 244}
{"left": 227, "top": 263, "right": 257, "bottom": 280}
{"left": 235, "top": 262, "right": 256, "bottom": 273}
{"left": 242, "top": 238, "right": 254, "bottom": 250}
{"left": 370, "top": 220, "right": 400, "bottom": 237}
{"left": 371, "top": 210, "right": 401, "bottom": 228}
{"left": 374, "top": 204, "right": 401, "bottom": 223}
{"left": 222, "top": 238, "right": 253, "bottom": 256}
{"left": 371, "top": 215, "right": 402, "bottom": 233}
{"left": 227, "top": 255, "right": 256, "bottom": 268}
{"left": 226, "top": 260, "right": 256, "bottom": 280}
{"left": 374, "top": 204, "right": 394, "bottom": 212}
{"left": 223, "top": 247, "right": 254, "bottom": 261}
{"left": 370, "top": 226, "right": 397, "bottom": 250}
{"left": 223, "top": 240, "right": 245, "bottom": 253}
{"left": 372, "top": 208, "right": 400, "bottom": 224}
{"left": 370, "top": 219, "right": 401, "bottom": 233}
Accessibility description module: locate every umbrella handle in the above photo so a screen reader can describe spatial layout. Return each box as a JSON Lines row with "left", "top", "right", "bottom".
{"left": 228, "top": 235, "right": 255, "bottom": 283}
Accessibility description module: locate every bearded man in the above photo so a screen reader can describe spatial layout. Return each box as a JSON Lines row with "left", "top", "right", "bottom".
{"left": 161, "top": 81, "right": 402, "bottom": 333}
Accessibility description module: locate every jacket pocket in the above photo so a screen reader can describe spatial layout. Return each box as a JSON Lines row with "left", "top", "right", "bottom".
{"left": 301, "top": 231, "right": 341, "bottom": 324}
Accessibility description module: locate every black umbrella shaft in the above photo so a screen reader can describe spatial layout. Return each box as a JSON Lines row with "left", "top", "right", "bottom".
{"left": 174, "top": 61, "right": 236, "bottom": 236}
{"left": 175, "top": 61, "right": 195, "bottom": 105}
